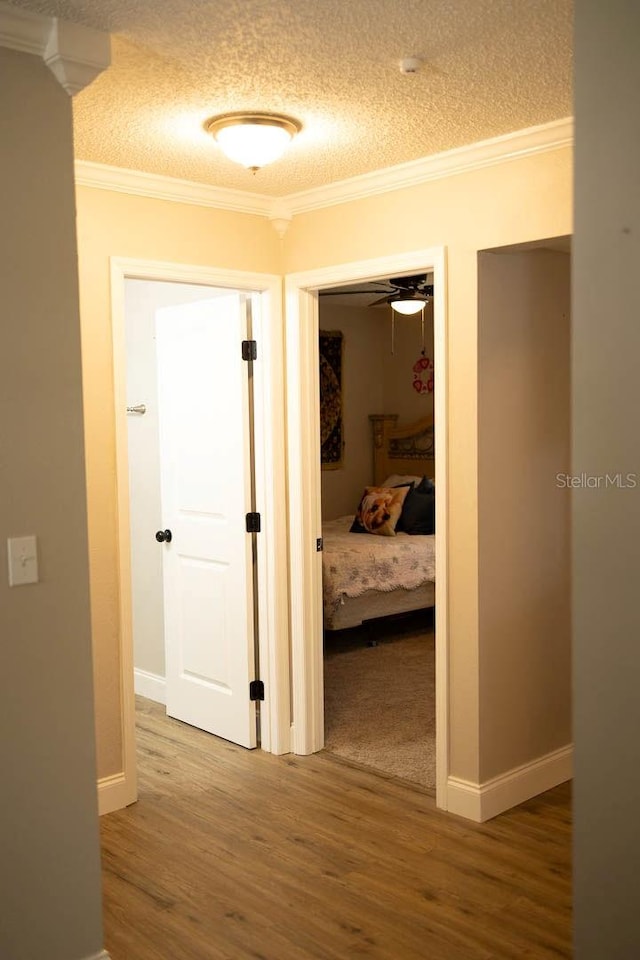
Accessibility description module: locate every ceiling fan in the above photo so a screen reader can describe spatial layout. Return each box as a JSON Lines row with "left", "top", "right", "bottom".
{"left": 320, "top": 274, "right": 434, "bottom": 354}
{"left": 320, "top": 274, "right": 434, "bottom": 313}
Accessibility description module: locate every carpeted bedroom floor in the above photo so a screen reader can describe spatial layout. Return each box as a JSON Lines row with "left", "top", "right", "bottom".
{"left": 323, "top": 609, "right": 436, "bottom": 790}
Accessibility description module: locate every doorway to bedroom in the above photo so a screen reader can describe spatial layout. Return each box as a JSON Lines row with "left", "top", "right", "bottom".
{"left": 317, "top": 278, "right": 437, "bottom": 792}
{"left": 284, "top": 246, "right": 449, "bottom": 810}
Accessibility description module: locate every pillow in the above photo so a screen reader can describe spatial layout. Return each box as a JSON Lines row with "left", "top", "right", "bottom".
{"left": 382, "top": 473, "right": 423, "bottom": 489}
{"left": 397, "top": 476, "right": 435, "bottom": 535}
{"left": 350, "top": 484, "right": 411, "bottom": 536}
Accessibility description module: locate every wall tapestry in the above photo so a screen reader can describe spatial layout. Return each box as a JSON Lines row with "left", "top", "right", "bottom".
{"left": 319, "top": 330, "right": 344, "bottom": 468}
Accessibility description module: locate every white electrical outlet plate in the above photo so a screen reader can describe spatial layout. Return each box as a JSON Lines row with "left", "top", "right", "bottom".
{"left": 7, "top": 535, "right": 38, "bottom": 586}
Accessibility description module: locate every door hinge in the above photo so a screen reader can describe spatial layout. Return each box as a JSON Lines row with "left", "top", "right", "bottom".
{"left": 245, "top": 512, "right": 261, "bottom": 533}
{"left": 249, "top": 679, "right": 264, "bottom": 701}
{"left": 241, "top": 339, "right": 257, "bottom": 361}
{"left": 316, "top": 537, "right": 323, "bottom": 552}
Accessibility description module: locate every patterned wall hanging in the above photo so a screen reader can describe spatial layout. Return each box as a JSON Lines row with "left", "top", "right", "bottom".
{"left": 413, "top": 354, "right": 434, "bottom": 394}
{"left": 319, "top": 330, "right": 344, "bottom": 468}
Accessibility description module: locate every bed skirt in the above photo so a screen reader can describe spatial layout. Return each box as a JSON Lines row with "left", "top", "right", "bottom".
{"left": 324, "top": 581, "right": 435, "bottom": 631}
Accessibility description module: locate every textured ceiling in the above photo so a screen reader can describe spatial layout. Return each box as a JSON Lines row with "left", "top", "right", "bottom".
{"left": 12, "top": 0, "right": 573, "bottom": 196}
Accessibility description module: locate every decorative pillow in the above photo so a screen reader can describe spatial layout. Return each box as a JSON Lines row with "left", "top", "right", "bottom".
{"left": 350, "top": 484, "right": 411, "bottom": 536}
{"left": 382, "top": 473, "right": 423, "bottom": 489}
{"left": 397, "top": 476, "right": 435, "bottom": 535}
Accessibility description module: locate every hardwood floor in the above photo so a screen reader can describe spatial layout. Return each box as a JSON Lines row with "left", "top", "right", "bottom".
{"left": 101, "top": 697, "right": 571, "bottom": 960}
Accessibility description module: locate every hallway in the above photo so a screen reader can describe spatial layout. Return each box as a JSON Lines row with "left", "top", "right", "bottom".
{"left": 100, "top": 698, "right": 571, "bottom": 959}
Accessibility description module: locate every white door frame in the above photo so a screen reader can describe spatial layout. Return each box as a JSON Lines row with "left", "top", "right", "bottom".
{"left": 109, "top": 257, "right": 290, "bottom": 810}
{"left": 285, "top": 247, "right": 450, "bottom": 810}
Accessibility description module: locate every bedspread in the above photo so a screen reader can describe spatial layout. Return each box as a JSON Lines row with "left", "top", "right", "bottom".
{"left": 322, "top": 516, "right": 436, "bottom": 611}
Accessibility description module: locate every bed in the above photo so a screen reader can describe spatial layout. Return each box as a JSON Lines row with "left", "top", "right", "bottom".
{"left": 322, "top": 413, "right": 436, "bottom": 631}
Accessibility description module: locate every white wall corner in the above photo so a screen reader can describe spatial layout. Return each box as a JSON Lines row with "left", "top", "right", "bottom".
{"left": 268, "top": 201, "right": 293, "bottom": 238}
{"left": 44, "top": 18, "right": 110, "bottom": 95}
{"left": 447, "top": 744, "right": 573, "bottom": 823}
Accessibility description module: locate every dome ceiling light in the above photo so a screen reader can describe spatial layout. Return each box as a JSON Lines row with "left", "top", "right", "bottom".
{"left": 205, "top": 113, "right": 302, "bottom": 172}
{"left": 388, "top": 291, "right": 429, "bottom": 315}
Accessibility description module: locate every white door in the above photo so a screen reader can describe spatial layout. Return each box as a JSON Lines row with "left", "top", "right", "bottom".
{"left": 155, "top": 293, "right": 257, "bottom": 748}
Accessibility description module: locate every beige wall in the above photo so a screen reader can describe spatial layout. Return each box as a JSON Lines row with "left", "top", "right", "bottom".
{"left": 282, "top": 147, "right": 573, "bottom": 782}
{"left": 574, "top": 0, "right": 640, "bottom": 954}
{"left": 76, "top": 186, "right": 281, "bottom": 778}
{"left": 0, "top": 49, "right": 104, "bottom": 960}
{"left": 478, "top": 248, "right": 571, "bottom": 781}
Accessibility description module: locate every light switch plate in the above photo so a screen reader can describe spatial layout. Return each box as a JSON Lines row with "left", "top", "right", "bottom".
{"left": 8, "top": 535, "right": 38, "bottom": 586}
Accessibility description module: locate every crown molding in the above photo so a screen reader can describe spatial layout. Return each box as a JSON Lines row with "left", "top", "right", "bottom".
{"left": 285, "top": 117, "right": 574, "bottom": 215}
{"left": 44, "top": 19, "right": 110, "bottom": 95}
{"left": 0, "top": 1, "right": 48, "bottom": 55}
{"left": 0, "top": 1, "right": 109, "bottom": 94}
{"left": 74, "top": 160, "right": 273, "bottom": 217}
{"left": 268, "top": 200, "right": 293, "bottom": 238}
{"left": 74, "top": 116, "right": 574, "bottom": 221}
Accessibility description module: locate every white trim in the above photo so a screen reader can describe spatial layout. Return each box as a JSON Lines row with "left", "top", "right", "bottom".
{"left": 43, "top": 19, "right": 110, "bottom": 96}
{"left": 75, "top": 161, "right": 272, "bottom": 216}
{"left": 250, "top": 282, "right": 292, "bottom": 755}
{"left": 109, "top": 261, "right": 139, "bottom": 815}
{"left": 83, "top": 952, "right": 112, "bottom": 960}
{"left": 432, "top": 251, "right": 449, "bottom": 806}
{"left": 0, "top": 1, "right": 49, "bottom": 56}
{"left": 285, "top": 118, "right": 573, "bottom": 214}
{"left": 284, "top": 247, "right": 449, "bottom": 810}
{"left": 446, "top": 745, "right": 573, "bottom": 823}
{"left": 134, "top": 668, "right": 166, "bottom": 705}
{"left": 109, "top": 257, "right": 290, "bottom": 809}
{"left": 73, "top": 118, "right": 573, "bottom": 218}
{"left": 284, "top": 283, "right": 324, "bottom": 755}
{"left": 0, "top": 2, "right": 110, "bottom": 95}
{"left": 98, "top": 772, "right": 132, "bottom": 817}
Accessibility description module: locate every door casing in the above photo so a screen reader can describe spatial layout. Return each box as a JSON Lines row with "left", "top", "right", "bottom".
{"left": 284, "top": 246, "right": 450, "bottom": 809}
{"left": 108, "top": 257, "right": 289, "bottom": 813}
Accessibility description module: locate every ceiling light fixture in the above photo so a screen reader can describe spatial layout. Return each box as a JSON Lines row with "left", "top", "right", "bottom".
{"left": 389, "top": 292, "right": 428, "bottom": 316}
{"left": 388, "top": 291, "right": 431, "bottom": 355}
{"left": 205, "top": 113, "right": 301, "bottom": 172}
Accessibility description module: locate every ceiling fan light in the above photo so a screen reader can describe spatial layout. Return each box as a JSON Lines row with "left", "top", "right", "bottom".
{"left": 206, "top": 113, "right": 301, "bottom": 170}
{"left": 390, "top": 296, "right": 425, "bottom": 316}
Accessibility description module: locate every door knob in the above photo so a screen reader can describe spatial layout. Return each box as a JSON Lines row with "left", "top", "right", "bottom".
{"left": 155, "top": 529, "right": 172, "bottom": 543}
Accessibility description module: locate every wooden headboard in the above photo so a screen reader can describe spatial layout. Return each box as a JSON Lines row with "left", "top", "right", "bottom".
{"left": 369, "top": 414, "right": 435, "bottom": 484}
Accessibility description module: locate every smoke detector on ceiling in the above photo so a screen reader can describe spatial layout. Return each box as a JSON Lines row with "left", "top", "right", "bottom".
{"left": 399, "top": 56, "right": 422, "bottom": 74}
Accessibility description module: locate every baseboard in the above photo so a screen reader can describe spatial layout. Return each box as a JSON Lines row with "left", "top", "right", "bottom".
{"left": 97, "top": 667, "right": 164, "bottom": 817}
{"left": 446, "top": 744, "right": 573, "bottom": 823}
{"left": 134, "top": 667, "right": 166, "bottom": 704}
{"left": 98, "top": 771, "right": 135, "bottom": 816}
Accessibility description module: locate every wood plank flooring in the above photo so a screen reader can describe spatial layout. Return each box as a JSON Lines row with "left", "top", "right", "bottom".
{"left": 100, "top": 697, "right": 571, "bottom": 960}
